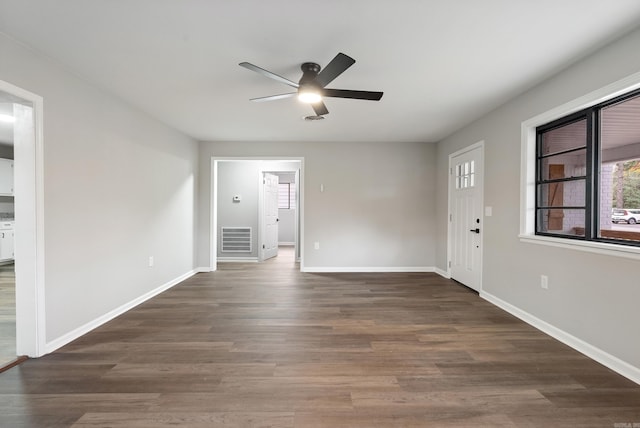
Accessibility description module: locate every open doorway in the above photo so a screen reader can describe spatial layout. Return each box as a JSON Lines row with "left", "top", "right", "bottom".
{"left": 0, "top": 106, "right": 16, "bottom": 367}
{"left": 211, "top": 158, "right": 303, "bottom": 271}
{"left": 0, "top": 81, "right": 46, "bottom": 366}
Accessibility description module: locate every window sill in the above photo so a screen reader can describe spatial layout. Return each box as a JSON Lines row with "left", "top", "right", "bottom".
{"left": 519, "top": 234, "right": 640, "bottom": 261}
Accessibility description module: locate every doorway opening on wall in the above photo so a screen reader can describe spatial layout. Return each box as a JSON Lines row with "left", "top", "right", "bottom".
{"left": 0, "top": 81, "right": 46, "bottom": 367}
{"left": 211, "top": 158, "right": 303, "bottom": 272}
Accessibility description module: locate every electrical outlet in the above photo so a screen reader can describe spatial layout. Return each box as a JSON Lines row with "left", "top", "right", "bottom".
{"left": 541, "top": 275, "right": 548, "bottom": 289}
{"left": 314, "top": 242, "right": 320, "bottom": 250}
{"left": 148, "top": 256, "right": 154, "bottom": 267}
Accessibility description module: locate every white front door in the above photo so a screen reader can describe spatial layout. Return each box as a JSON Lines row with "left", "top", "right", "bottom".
{"left": 449, "top": 144, "right": 483, "bottom": 291}
{"left": 263, "top": 173, "right": 279, "bottom": 260}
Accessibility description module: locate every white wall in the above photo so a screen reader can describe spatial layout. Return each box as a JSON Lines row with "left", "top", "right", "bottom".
{"left": 217, "top": 161, "right": 260, "bottom": 258}
{"left": 0, "top": 33, "right": 198, "bottom": 346}
{"left": 436, "top": 26, "right": 640, "bottom": 375}
{"left": 198, "top": 141, "right": 436, "bottom": 271}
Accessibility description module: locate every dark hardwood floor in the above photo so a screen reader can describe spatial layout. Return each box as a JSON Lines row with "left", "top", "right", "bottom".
{"left": 1, "top": 247, "right": 639, "bottom": 427}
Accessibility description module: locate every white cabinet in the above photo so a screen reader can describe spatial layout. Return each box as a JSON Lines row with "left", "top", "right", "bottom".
{"left": 0, "top": 222, "right": 14, "bottom": 262}
{"left": 0, "top": 158, "right": 14, "bottom": 196}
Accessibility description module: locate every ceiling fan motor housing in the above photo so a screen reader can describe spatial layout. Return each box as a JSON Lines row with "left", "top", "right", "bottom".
{"left": 299, "top": 62, "right": 322, "bottom": 93}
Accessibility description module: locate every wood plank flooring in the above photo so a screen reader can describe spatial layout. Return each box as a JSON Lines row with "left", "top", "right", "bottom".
{"left": 1, "top": 247, "right": 639, "bottom": 427}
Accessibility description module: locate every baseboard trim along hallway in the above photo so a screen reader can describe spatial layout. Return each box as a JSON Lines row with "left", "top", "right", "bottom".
{"left": 481, "top": 290, "right": 640, "bottom": 385}
{"left": 45, "top": 269, "right": 200, "bottom": 354}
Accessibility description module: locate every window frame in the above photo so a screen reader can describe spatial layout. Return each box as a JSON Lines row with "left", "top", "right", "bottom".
{"left": 520, "top": 71, "right": 640, "bottom": 260}
{"left": 278, "top": 182, "right": 295, "bottom": 210}
{"left": 535, "top": 111, "right": 592, "bottom": 241}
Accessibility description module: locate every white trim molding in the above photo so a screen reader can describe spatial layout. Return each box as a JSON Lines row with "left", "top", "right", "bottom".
{"left": 0, "top": 79, "right": 46, "bottom": 358}
{"left": 520, "top": 70, "right": 640, "bottom": 259}
{"left": 482, "top": 290, "right": 640, "bottom": 386}
{"left": 519, "top": 234, "right": 640, "bottom": 261}
{"left": 434, "top": 268, "right": 450, "bottom": 279}
{"left": 45, "top": 270, "right": 199, "bottom": 354}
{"left": 217, "top": 257, "right": 259, "bottom": 263}
{"left": 301, "top": 266, "right": 436, "bottom": 273}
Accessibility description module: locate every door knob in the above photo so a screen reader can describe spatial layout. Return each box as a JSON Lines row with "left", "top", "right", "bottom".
{"left": 469, "top": 228, "right": 480, "bottom": 234}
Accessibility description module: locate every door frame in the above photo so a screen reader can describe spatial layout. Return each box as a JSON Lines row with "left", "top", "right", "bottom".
{"left": 210, "top": 157, "right": 304, "bottom": 271}
{"left": 0, "top": 79, "right": 46, "bottom": 358}
{"left": 447, "top": 141, "right": 484, "bottom": 290}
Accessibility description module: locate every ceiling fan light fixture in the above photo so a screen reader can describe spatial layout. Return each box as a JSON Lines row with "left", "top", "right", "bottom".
{"left": 297, "top": 90, "right": 322, "bottom": 104}
{"left": 240, "top": 52, "right": 383, "bottom": 117}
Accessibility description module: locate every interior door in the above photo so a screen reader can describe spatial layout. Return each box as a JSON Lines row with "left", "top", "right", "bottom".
{"left": 263, "top": 173, "right": 279, "bottom": 260}
{"left": 294, "top": 168, "right": 300, "bottom": 261}
{"left": 450, "top": 145, "right": 483, "bottom": 291}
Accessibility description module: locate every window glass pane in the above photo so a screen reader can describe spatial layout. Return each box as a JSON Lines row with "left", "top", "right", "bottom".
{"left": 278, "top": 183, "right": 290, "bottom": 209}
{"left": 541, "top": 119, "right": 587, "bottom": 156}
{"left": 455, "top": 161, "right": 476, "bottom": 189}
{"left": 537, "top": 180, "right": 586, "bottom": 209}
{"left": 537, "top": 208, "right": 586, "bottom": 235}
{"left": 540, "top": 150, "right": 587, "bottom": 181}
{"left": 598, "top": 93, "right": 640, "bottom": 243}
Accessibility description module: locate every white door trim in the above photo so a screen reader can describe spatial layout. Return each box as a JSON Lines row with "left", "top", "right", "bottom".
{"left": 294, "top": 168, "right": 301, "bottom": 262}
{"left": 210, "top": 157, "right": 304, "bottom": 270}
{"left": 447, "top": 141, "right": 484, "bottom": 290}
{"left": 0, "top": 79, "right": 46, "bottom": 357}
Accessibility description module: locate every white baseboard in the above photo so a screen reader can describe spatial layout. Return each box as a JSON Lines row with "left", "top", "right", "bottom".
{"left": 481, "top": 290, "right": 640, "bottom": 386}
{"left": 195, "top": 267, "right": 212, "bottom": 273}
{"left": 435, "top": 267, "right": 450, "bottom": 278}
{"left": 45, "top": 269, "right": 198, "bottom": 354}
{"left": 301, "top": 266, "right": 435, "bottom": 273}
{"left": 217, "top": 257, "right": 259, "bottom": 263}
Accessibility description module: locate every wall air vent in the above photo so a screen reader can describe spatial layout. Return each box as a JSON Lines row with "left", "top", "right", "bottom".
{"left": 221, "top": 227, "right": 252, "bottom": 252}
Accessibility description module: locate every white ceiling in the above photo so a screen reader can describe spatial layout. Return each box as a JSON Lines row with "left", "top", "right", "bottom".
{"left": 1, "top": 1, "right": 640, "bottom": 143}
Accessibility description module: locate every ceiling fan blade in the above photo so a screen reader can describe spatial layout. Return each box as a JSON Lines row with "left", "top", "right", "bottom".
{"left": 312, "top": 101, "right": 329, "bottom": 116}
{"left": 250, "top": 93, "right": 297, "bottom": 102}
{"left": 315, "top": 53, "right": 355, "bottom": 87}
{"left": 322, "top": 88, "right": 383, "bottom": 101}
{"left": 239, "top": 62, "right": 299, "bottom": 88}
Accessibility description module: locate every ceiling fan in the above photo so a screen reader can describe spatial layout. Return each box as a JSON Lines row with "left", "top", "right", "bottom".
{"left": 239, "top": 52, "right": 383, "bottom": 118}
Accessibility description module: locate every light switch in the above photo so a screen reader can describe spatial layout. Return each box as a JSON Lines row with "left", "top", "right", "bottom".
{"left": 485, "top": 206, "right": 492, "bottom": 217}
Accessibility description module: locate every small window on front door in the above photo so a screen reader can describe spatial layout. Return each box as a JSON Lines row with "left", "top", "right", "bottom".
{"left": 455, "top": 160, "right": 475, "bottom": 189}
